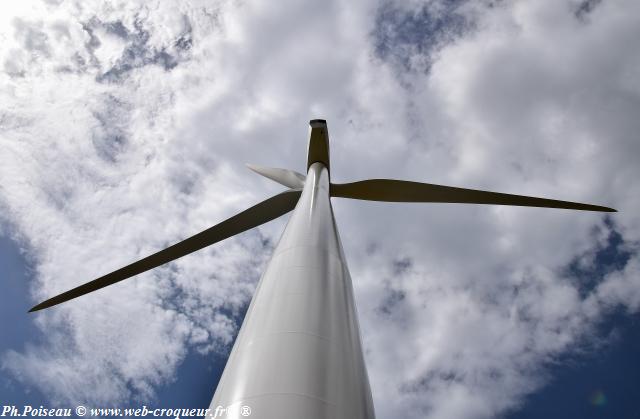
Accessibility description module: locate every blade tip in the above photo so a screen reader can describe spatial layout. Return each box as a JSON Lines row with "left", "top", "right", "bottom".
{"left": 29, "top": 299, "right": 55, "bottom": 312}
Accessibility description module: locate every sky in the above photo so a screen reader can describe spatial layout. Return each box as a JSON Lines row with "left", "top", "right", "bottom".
{"left": 0, "top": 0, "right": 639, "bottom": 418}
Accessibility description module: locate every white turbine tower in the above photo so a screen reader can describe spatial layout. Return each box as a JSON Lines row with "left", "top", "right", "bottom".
{"left": 30, "top": 120, "right": 616, "bottom": 418}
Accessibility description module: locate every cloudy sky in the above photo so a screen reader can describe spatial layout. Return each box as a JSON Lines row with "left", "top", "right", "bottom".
{"left": 1, "top": 0, "right": 639, "bottom": 418}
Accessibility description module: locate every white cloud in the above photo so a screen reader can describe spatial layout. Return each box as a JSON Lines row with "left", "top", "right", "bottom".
{"left": 0, "top": 0, "right": 638, "bottom": 417}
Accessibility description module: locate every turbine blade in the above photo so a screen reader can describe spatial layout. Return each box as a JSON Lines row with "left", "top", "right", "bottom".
{"left": 246, "top": 164, "right": 306, "bottom": 189}
{"left": 29, "top": 189, "right": 302, "bottom": 312}
{"left": 331, "top": 179, "right": 616, "bottom": 212}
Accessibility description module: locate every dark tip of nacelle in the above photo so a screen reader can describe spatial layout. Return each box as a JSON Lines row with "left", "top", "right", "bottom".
{"left": 309, "top": 119, "right": 327, "bottom": 126}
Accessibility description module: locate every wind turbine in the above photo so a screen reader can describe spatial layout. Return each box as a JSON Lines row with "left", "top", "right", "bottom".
{"left": 29, "top": 120, "right": 616, "bottom": 418}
